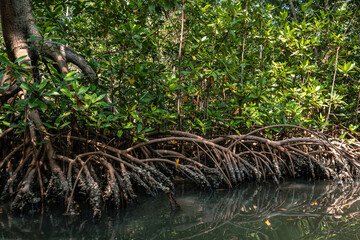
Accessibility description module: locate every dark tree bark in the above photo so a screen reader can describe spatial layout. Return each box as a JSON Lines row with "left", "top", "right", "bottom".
{"left": 0, "top": 0, "right": 39, "bottom": 105}
{"left": 0, "top": 0, "right": 70, "bottom": 205}
{"left": 0, "top": 0, "right": 40, "bottom": 61}
{"left": 288, "top": 0, "right": 297, "bottom": 22}
{"left": 0, "top": 0, "right": 118, "bottom": 215}
{"left": 0, "top": 0, "right": 90, "bottom": 212}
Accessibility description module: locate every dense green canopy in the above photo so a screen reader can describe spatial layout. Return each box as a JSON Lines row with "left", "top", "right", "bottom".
{"left": 1, "top": 0, "right": 360, "bottom": 139}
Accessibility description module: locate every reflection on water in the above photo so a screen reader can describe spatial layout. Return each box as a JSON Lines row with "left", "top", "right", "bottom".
{"left": 1, "top": 180, "right": 360, "bottom": 239}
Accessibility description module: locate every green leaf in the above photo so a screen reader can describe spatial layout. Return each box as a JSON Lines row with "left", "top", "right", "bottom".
{"left": 28, "top": 98, "right": 40, "bottom": 108}
{"left": 43, "top": 122, "right": 56, "bottom": 129}
{"left": 1, "top": 121, "right": 11, "bottom": 127}
{"left": 20, "top": 82, "right": 31, "bottom": 91}
{"left": 123, "top": 122, "right": 134, "bottom": 129}
{"left": 59, "top": 122, "right": 71, "bottom": 129}
{"left": 54, "top": 5, "right": 63, "bottom": 15}
{"left": 117, "top": 130, "right": 123, "bottom": 137}
{"left": 302, "top": 0, "right": 313, "bottom": 12}
{"left": 14, "top": 55, "right": 28, "bottom": 64}
{"left": 77, "top": 86, "right": 89, "bottom": 95}
{"left": 64, "top": 72, "right": 78, "bottom": 81}
{"left": 212, "top": 72, "right": 217, "bottom": 81}
{"left": 95, "top": 94, "right": 106, "bottom": 102}
{"left": 60, "top": 88, "right": 73, "bottom": 98}
{"left": 151, "top": 103, "right": 156, "bottom": 111}
{"left": 0, "top": 55, "right": 11, "bottom": 65}
{"left": 38, "top": 80, "right": 48, "bottom": 90}
{"left": 311, "top": 36, "right": 317, "bottom": 44}
{"left": 201, "top": 4, "right": 211, "bottom": 12}
{"left": 304, "top": 0, "right": 313, "bottom": 7}
{"left": 39, "top": 102, "right": 48, "bottom": 112}
{"left": 142, "top": 128, "right": 155, "bottom": 133}
{"left": 169, "top": 83, "right": 176, "bottom": 90}
{"left": 340, "top": 132, "right": 347, "bottom": 139}
{"left": 135, "top": 63, "right": 143, "bottom": 72}
{"left": 281, "top": 10, "right": 288, "bottom": 20}
{"left": 45, "top": 89, "right": 61, "bottom": 96}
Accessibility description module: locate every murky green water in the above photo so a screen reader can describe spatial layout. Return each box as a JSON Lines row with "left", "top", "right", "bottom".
{"left": 1, "top": 180, "right": 360, "bottom": 239}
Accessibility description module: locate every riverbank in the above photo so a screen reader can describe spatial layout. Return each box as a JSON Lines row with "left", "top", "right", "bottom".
{"left": 1, "top": 125, "right": 360, "bottom": 215}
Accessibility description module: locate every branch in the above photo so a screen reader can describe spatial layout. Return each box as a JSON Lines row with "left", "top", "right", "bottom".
{"left": 64, "top": 46, "right": 96, "bottom": 78}
{"left": 288, "top": 0, "right": 297, "bottom": 21}
{"left": 63, "top": 46, "right": 118, "bottom": 112}
{"left": 177, "top": 0, "right": 185, "bottom": 129}
{"left": 0, "top": 84, "right": 21, "bottom": 106}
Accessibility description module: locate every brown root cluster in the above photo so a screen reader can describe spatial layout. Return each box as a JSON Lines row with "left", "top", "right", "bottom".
{"left": 1, "top": 124, "right": 360, "bottom": 216}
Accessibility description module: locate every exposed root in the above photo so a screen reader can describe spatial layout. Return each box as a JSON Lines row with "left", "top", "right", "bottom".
{"left": 1, "top": 124, "right": 360, "bottom": 215}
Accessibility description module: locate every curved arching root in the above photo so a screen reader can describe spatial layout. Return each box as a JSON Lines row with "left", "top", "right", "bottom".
{"left": 1, "top": 124, "right": 360, "bottom": 215}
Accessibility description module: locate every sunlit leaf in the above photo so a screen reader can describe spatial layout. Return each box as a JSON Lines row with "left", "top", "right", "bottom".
{"left": 77, "top": 86, "right": 89, "bottom": 95}
{"left": 14, "top": 55, "right": 28, "bottom": 64}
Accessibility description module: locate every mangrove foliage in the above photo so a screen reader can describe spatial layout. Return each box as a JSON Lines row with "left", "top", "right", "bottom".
{"left": 1, "top": 0, "right": 360, "bottom": 215}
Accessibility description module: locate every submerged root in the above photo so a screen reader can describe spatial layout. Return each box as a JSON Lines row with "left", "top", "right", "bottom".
{"left": 10, "top": 167, "right": 38, "bottom": 212}
{"left": 1, "top": 124, "right": 360, "bottom": 215}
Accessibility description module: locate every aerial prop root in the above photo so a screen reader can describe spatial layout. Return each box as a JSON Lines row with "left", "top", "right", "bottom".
{"left": 1, "top": 123, "right": 360, "bottom": 214}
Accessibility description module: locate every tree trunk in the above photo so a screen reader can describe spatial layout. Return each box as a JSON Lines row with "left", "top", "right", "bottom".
{"left": 0, "top": 0, "right": 41, "bottom": 106}
{"left": 288, "top": 0, "right": 297, "bottom": 22}
{"left": 0, "top": 0, "right": 40, "bottom": 62}
{"left": 0, "top": 0, "right": 71, "bottom": 211}
{"left": 0, "top": 0, "right": 116, "bottom": 215}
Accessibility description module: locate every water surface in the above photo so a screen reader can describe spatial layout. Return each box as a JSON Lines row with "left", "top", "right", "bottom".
{"left": 1, "top": 180, "right": 360, "bottom": 239}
